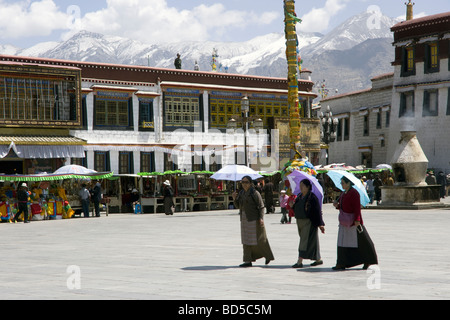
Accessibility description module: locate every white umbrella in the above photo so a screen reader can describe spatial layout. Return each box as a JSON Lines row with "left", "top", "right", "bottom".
{"left": 376, "top": 164, "right": 392, "bottom": 170}
{"left": 53, "top": 165, "right": 97, "bottom": 175}
{"left": 210, "top": 165, "right": 263, "bottom": 182}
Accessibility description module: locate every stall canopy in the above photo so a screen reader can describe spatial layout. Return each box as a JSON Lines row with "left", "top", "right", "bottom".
{"left": 137, "top": 170, "right": 214, "bottom": 177}
{"left": 0, "top": 165, "right": 113, "bottom": 181}
{"left": 0, "top": 136, "right": 86, "bottom": 159}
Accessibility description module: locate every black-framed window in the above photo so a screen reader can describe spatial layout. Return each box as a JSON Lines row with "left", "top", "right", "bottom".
{"left": 71, "top": 151, "right": 87, "bottom": 167}
{"left": 376, "top": 112, "right": 382, "bottom": 129}
{"left": 401, "top": 46, "right": 416, "bottom": 77}
{"left": 399, "top": 91, "right": 415, "bottom": 117}
{"left": 192, "top": 153, "right": 205, "bottom": 172}
{"left": 164, "top": 153, "right": 178, "bottom": 171}
{"left": 0, "top": 76, "right": 79, "bottom": 123}
{"left": 336, "top": 119, "right": 343, "bottom": 141}
{"left": 424, "top": 42, "right": 439, "bottom": 74}
{"left": 81, "top": 95, "right": 88, "bottom": 129}
{"left": 163, "top": 93, "right": 202, "bottom": 131}
{"left": 94, "top": 151, "right": 110, "bottom": 172}
{"left": 447, "top": 88, "right": 450, "bottom": 115}
{"left": 141, "top": 152, "right": 155, "bottom": 173}
{"left": 423, "top": 90, "right": 439, "bottom": 117}
{"left": 94, "top": 95, "right": 133, "bottom": 130}
{"left": 139, "top": 99, "right": 154, "bottom": 131}
{"left": 119, "top": 152, "right": 134, "bottom": 174}
{"left": 209, "top": 153, "right": 222, "bottom": 172}
{"left": 363, "top": 115, "right": 369, "bottom": 136}
{"left": 385, "top": 110, "right": 390, "bottom": 128}
{"left": 343, "top": 118, "right": 350, "bottom": 141}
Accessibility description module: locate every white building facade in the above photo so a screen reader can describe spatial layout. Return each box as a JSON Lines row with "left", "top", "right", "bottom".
{"left": 0, "top": 54, "right": 317, "bottom": 175}
{"left": 389, "top": 12, "right": 450, "bottom": 172}
{"left": 319, "top": 73, "right": 393, "bottom": 168}
{"left": 319, "top": 11, "right": 450, "bottom": 172}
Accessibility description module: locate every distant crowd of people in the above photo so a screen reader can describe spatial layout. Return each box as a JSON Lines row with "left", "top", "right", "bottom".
{"left": 425, "top": 170, "right": 448, "bottom": 199}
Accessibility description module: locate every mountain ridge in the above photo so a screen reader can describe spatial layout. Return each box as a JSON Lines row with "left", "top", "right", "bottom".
{"left": 0, "top": 11, "right": 402, "bottom": 95}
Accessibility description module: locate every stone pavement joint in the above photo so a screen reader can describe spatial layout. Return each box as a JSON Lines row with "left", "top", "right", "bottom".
{"left": 1, "top": 201, "right": 450, "bottom": 300}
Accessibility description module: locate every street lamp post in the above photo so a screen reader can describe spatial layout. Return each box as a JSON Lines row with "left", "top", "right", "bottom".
{"left": 227, "top": 96, "right": 263, "bottom": 167}
{"left": 320, "top": 105, "right": 338, "bottom": 165}
{"left": 241, "top": 96, "right": 249, "bottom": 166}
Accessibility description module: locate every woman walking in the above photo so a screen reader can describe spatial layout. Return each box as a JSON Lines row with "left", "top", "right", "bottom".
{"left": 332, "top": 176, "right": 378, "bottom": 270}
{"left": 163, "top": 180, "right": 174, "bottom": 215}
{"left": 232, "top": 175, "right": 275, "bottom": 267}
{"left": 291, "top": 179, "right": 325, "bottom": 268}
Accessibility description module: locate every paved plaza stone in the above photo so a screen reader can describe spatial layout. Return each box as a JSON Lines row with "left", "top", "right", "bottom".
{"left": 1, "top": 200, "right": 450, "bottom": 301}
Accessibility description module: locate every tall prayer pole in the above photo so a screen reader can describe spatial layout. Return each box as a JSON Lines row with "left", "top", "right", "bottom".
{"left": 283, "top": 0, "right": 302, "bottom": 160}
{"left": 281, "top": 1, "right": 317, "bottom": 187}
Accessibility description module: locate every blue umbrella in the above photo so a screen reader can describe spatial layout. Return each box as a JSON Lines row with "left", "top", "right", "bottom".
{"left": 326, "top": 170, "right": 370, "bottom": 207}
{"left": 285, "top": 170, "right": 323, "bottom": 209}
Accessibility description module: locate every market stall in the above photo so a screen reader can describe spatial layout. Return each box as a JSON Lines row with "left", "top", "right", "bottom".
{"left": 0, "top": 166, "right": 113, "bottom": 222}
{"left": 138, "top": 170, "right": 220, "bottom": 213}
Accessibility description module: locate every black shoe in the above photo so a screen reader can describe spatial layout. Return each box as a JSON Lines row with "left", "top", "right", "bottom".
{"left": 265, "top": 259, "right": 271, "bottom": 265}
{"left": 363, "top": 264, "right": 371, "bottom": 270}
{"left": 310, "top": 260, "right": 323, "bottom": 266}
{"left": 24, "top": 220, "right": 30, "bottom": 223}
{"left": 332, "top": 265, "right": 345, "bottom": 271}
{"left": 239, "top": 262, "right": 252, "bottom": 267}
{"left": 292, "top": 262, "right": 303, "bottom": 268}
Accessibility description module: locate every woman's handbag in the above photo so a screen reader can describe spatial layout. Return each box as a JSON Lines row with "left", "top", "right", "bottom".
{"left": 338, "top": 208, "right": 354, "bottom": 227}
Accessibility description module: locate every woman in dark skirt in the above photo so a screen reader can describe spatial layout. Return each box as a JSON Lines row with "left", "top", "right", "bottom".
{"left": 232, "top": 175, "right": 275, "bottom": 267}
{"left": 291, "top": 179, "right": 325, "bottom": 268}
{"left": 332, "top": 176, "right": 378, "bottom": 270}
{"left": 163, "top": 180, "right": 174, "bottom": 215}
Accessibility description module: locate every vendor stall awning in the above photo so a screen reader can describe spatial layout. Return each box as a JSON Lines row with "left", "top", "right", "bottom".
{"left": 0, "top": 135, "right": 87, "bottom": 159}
{"left": 0, "top": 135, "right": 86, "bottom": 146}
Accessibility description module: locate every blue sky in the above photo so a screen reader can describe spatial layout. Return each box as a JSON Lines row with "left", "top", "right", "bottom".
{"left": 1, "top": 0, "right": 449, "bottom": 48}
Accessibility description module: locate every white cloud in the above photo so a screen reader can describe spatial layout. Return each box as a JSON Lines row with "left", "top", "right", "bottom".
{"left": 73, "top": 0, "right": 279, "bottom": 44}
{"left": 0, "top": 0, "right": 69, "bottom": 39}
{"left": 0, "top": 0, "right": 279, "bottom": 44}
{"left": 297, "top": 0, "right": 350, "bottom": 33}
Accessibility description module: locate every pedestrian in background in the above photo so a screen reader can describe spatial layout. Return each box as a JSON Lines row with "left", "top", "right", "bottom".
{"left": 366, "top": 175, "right": 375, "bottom": 204}
{"left": 263, "top": 178, "right": 274, "bottom": 214}
{"left": 385, "top": 173, "right": 394, "bottom": 186}
{"left": 13, "top": 183, "right": 30, "bottom": 223}
{"left": 425, "top": 170, "right": 436, "bottom": 185}
{"left": 92, "top": 180, "right": 102, "bottom": 217}
{"left": 79, "top": 183, "right": 91, "bottom": 218}
{"left": 332, "top": 176, "right": 378, "bottom": 271}
{"left": 163, "top": 180, "right": 175, "bottom": 215}
{"left": 232, "top": 175, "right": 274, "bottom": 267}
{"left": 373, "top": 175, "right": 383, "bottom": 205}
{"left": 292, "top": 179, "right": 325, "bottom": 268}
{"left": 279, "top": 190, "right": 289, "bottom": 224}
{"left": 437, "top": 171, "right": 447, "bottom": 199}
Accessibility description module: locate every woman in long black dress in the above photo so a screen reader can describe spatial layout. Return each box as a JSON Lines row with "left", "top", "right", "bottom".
{"left": 332, "top": 176, "right": 378, "bottom": 270}
{"left": 163, "top": 180, "right": 174, "bottom": 215}
{"left": 291, "top": 179, "right": 325, "bottom": 268}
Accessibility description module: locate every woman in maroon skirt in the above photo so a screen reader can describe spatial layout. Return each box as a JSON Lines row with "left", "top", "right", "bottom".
{"left": 332, "top": 176, "right": 378, "bottom": 270}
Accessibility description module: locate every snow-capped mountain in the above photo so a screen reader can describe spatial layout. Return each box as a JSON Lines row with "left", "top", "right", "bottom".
{"left": 0, "top": 44, "right": 20, "bottom": 55}
{"left": 303, "top": 11, "right": 400, "bottom": 56}
{"left": 0, "top": 11, "right": 403, "bottom": 95}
